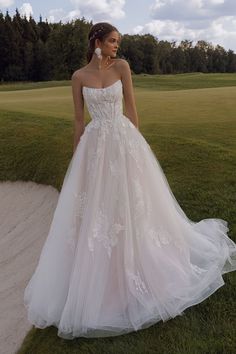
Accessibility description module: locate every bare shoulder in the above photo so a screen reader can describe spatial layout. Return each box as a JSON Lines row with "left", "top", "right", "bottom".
{"left": 114, "top": 58, "right": 130, "bottom": 70}
{"left": 114, "top": 58, "right": 129, "bottom": 65}
{"left": 112, "top": 59, "right": 131, "bottom": 81}
{"left": 71, "top": 66, "right": 89, "bottom": 83}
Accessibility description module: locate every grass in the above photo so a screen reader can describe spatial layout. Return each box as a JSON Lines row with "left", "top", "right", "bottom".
{"left": 0, "top": 80, "right": 71, "bottom": 91}
{"left": 0, "top": 72, "right": 236, "bottom": 92}
{"left": 0, "top": 110, "right": 73, "bottom": 190}
{"left": 132, "top": 72, "right": 236, "bottom": 90}
{"left": 0, "top": 74, "right": 235, "bottom": 353}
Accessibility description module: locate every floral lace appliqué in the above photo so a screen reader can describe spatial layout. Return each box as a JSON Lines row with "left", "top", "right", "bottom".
{"left": 109, "top": 159, "right": 122, "bottom": 178}
{"left": 86, "top": 140, "right": 104, "bottom": 177}
{"left": 67, "top": 190, "right": 88, "bottom": 250}
{"left": 126, "top": 269, "right": 149, "bottom": 294}
{"left": 133, "top": 177, "right": 151, "bottom": 220}
{"left": 74, "top": 191, "right": 87, "bottom": 219}
{"left": 146, "top": 226, "right": 171, "bottom": 247}
{"left": 88, "top": 203, "right": 125, "bottom": 258}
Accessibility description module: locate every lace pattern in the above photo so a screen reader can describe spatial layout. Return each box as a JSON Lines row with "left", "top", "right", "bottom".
{"left": 126, "top": 269, "right": 149, "bottom": 294}
{"left": 74, "top": 191, "right": 87, "bottom": 219}
{"left": 72, "top": 79, "right": 184, "bottom": 256}
{"left": 109, "top": 159, "right": 122, "bottom": 177}
{"left": 88, "top": 202, "right": 125, "bottom": 258}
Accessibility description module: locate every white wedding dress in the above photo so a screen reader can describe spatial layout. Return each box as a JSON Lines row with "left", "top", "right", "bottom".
{"left": 24, "top": 79, "right": 236, "bottom": 339}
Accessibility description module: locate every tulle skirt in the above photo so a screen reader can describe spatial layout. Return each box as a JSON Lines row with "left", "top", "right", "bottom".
{"left": 24, "top": 114, "right": 236, "bottom": 339}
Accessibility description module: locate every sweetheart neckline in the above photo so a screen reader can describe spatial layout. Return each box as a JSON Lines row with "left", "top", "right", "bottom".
{"left": 82, "top": 79, "right": 121, "bottom": 91}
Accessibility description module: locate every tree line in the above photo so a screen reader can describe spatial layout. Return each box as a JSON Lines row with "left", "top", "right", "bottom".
{"left": 1, "top": 10, "right": 236, "bottom": 82}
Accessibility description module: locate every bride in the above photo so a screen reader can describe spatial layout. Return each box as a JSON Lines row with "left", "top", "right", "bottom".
{"left": 24, "top": 22, "right": 236, "bottom": 340}
{"left": 71, "top": 23, "right": 139, "bottom": 152}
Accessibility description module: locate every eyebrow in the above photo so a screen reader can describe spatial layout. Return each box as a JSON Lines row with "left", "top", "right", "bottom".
{"left": 110, "top": 37, "right": 120, "bottom": 42}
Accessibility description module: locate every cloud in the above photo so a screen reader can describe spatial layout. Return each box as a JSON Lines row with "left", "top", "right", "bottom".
{"left": 19, "top": 3, "right": 33, "bottom": 20}
{"left": 133, "top": 20, "right": 197, "bottom": 42}
{"left": 149, "top": 0, "right": 235, "bottom": 21}
{"left": 48, "top": 1, "right": 126, "bottom": 23}
{"left": 47, "top": 8, "right": 65, "bottom": 23}
{"left": 133, "top": 15, "right": 236, "bottom": 51}
{"left": 0, "top": 0, "right": 14, "bottom": 7}
{"left": 69, "top": 0, "right": 126, "bottom": 21}
{"left": 65, "top": 9, "right": 81, "bottom": 22}
{"left": 133, "top": 0, "right": 236, "bottom": 51}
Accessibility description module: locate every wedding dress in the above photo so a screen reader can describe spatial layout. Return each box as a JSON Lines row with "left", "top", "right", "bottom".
{"left": 24, "top": 79, "right": 236, "bottom": 339}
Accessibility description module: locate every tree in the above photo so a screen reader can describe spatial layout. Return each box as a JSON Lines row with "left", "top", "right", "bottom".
{"left": 156, "top": 40, "right": 173, "bottom": 74}
{"left": 212, "top": 45, "right": 228, "bottom": 72}
{"left": 0, "top": 11, "right": 235, "bottom": 81}
{"left": 120, "top": 34, "right": 145, "bottom": 74}
{"left": 140, "top": 34, "right": 159, "bottom": 74}
{"left": 226, "top": 49, "right": 236, "bottom": 72}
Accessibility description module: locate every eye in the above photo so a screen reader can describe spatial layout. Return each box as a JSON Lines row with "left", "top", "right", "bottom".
{"left": 110, "top": 38, "right": 119, "bottom": 43}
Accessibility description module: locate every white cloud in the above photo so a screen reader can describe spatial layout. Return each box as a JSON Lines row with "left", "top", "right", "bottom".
{"left": 132, "top": 0, "right": 236, "bottom": 51}
{"left": 19, "top": 3, "right": 33, "bottom": 20}
{"left": 0, "top": 0, "right": 14, "bottom": 7}
{"left": 133, "top": 20, "right": 197, "bottom": 42}
{"left": 202, "top": 16, "right": 236, "bottom": 50}
{"left": 64, "top": 9, "right": 81, "bottom": 22}
{"left": 47, "top": 8, "right": 82, "bottom": 23}
{"left": 47, "top": 1, "right": 126, "bottom": 23}
{"left": 133, "top": 15, "right": 236, "bottom": 51}
{"left": 48, "top": 8, "right": 65, "bottom": 23}
{"left": 149, "top": 0, "right": 234, "bottom": 21}
{"left": 69, "top": 0, "right": 126, "bottom": 21}
{"left": 210, "top": 0, "right": 225, "bottom": 4}
{"left": 48, "top": 15, "right": 55, "bottom": 23}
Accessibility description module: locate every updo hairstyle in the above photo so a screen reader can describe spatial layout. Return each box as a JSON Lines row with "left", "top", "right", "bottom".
{"left": 87, "top": 22, "right": 120, "bottom": 62}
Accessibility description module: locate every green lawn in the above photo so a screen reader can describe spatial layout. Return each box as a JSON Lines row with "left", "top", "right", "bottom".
{"left": 0, "top": 74, "right": 235, "bottom": 353}
{"left": 1, "top": 72, "right": 236, "bottom": 91}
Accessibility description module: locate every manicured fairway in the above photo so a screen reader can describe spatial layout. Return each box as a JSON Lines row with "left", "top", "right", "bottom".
{"left": 0, "top": 74, "right": 235, "bottom": 354}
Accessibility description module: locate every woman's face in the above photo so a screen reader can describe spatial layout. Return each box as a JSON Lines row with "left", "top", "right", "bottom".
{"left": 99, "top": 31, "right": 120, "bottom": 58}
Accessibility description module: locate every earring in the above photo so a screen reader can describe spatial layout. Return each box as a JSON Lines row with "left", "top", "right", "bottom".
{"left": 94, "top": 47, "right": 102, "bottom": 59}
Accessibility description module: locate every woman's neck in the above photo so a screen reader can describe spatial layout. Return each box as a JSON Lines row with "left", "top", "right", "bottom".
{"left": 89, "top": 54, "right": 111, "bottom": 70}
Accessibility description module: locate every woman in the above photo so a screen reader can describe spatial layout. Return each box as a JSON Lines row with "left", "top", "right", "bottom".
{"left": 24, "top": 22, "right": 236, "bottom": 340}
{"left": 71, "top": 22, "right": 139, "bottom": 153}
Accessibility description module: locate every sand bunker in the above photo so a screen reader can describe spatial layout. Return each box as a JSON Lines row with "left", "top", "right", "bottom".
{"left": 0, "top": 180, "right": 59, "bottom": 354}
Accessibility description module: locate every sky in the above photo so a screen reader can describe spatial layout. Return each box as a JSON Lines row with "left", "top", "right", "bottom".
{"left": 1, "top": 0, "right": 236, "bottom": 52}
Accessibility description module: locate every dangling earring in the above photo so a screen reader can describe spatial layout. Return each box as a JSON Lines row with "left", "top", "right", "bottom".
{"left": 94, "top": 47, "right": 102, "bottom": 69}
{"left": 94, "top": 47, "right": 102, "bottom": 59}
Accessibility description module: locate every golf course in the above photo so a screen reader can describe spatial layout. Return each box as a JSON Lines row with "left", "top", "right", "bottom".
{"left": 0, "top": 73, "right": 235, "bottom": 354}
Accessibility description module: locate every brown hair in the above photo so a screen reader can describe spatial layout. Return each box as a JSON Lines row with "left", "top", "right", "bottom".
{"left": 87, "top": 22, "right": 120, "bottom": 63}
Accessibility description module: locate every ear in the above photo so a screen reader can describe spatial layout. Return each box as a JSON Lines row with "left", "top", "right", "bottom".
{"left": 95, "top": 38, "right": 101, "bottom": 47}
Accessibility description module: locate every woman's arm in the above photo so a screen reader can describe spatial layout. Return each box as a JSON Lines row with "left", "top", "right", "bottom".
{"left": 71, "top": 71, "right": 85, "bottom": 153}
{"left": 118, "top": 60, "right": 139, "bottom": 130}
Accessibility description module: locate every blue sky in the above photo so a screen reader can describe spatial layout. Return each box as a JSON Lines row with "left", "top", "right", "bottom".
{"left": 1, "top": 0, "right": 236, "bottom": 51}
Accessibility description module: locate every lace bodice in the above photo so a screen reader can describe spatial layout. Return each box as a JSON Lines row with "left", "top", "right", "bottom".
{"left": 82, "top": 79, "right": 123, "bottom": 122}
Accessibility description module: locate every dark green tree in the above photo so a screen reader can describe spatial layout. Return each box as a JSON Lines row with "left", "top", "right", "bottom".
{"left": 226, "top": 49, "right": 236, "bottom": 72}
{"left": 120, "top": 34, "right": 145, "bottom": 74}
{"left": 156, "top": 40, "right": 173, "bottom": 74}
{"left": 0, "top": 11, "right": 236, "bottom": 81}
